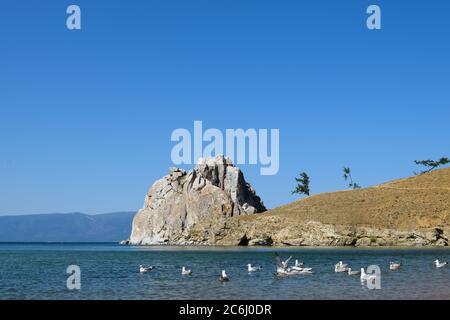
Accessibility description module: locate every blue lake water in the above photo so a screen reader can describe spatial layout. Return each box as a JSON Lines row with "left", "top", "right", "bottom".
{"left": 0, "top": 243, "right": 449, "bottom": 300}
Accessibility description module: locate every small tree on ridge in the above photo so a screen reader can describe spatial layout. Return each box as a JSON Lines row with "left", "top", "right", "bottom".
{"left": 292, "top": 172, "right": 310, "bottom": 197}
{"left": 414, "top": 157, "right": 450, "bottom": 175}
{"left": 343, "top": 167, "right": 361, "bottom": 189}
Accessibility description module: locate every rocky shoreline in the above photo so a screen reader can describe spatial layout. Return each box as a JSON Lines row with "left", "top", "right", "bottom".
{"left": 124, "top": 219, "right": 449, "bottom": 247}
{"left": 204, "top": 219, "right": 449, "bottom": 247}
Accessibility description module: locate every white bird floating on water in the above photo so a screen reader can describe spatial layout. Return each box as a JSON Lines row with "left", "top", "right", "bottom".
{"left": 390, "top": 262, "right": 401, "bottom": 271}
{"left": 348, "top": 268, "right": 361, "bottom": 276}
{"left": 281, "top": 256, "right": 293, "bottom": 270}
{"left": 275, "top": 254, "right": 296, "bottom": 276}
{"left": 291, "top": 264, "right": 313, "bottom": 273}
{"left": 247, "top": 264, "right": 262, "bottom": 272}
{"left": 293, "top": 268, "right": 313, "bottom": 274}
{"left": 294, "top": 260, "right": 304, "bottom": 268}
{"left": 219, "top": 270, "right": 230, "bottom": 282}
{"left": 139, "top": 265, "right": 154, "bottom": 273}
{"left": 335, "top": 261, "right": 350, "bottom": 273}
{"left": 275, "top": 254, "right": 313, "bottom": 276}
{"left": 435, "top": 260, "right": 449, "bottom": 268}
{"left": 292, "top": 259, "right": 313, "bottom": 273}
{"left": 360, "top": 268, "right": 377, "bottom": 282}
{"left": 182, "top": 267, "right": 193, "bottom": 276}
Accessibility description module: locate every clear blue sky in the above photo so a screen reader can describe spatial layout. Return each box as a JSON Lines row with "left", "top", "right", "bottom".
{"left": 1, "top": 0, "right": 449, "bottom": 215}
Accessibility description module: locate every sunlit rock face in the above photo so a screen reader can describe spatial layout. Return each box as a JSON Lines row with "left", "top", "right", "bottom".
{"left": 129, "top": 156, "right": 266, "bottom": 245}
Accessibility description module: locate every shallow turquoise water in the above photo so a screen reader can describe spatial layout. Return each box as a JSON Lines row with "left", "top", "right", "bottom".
{"left": 0, "top": 243, "right": 449, "bottom": 300}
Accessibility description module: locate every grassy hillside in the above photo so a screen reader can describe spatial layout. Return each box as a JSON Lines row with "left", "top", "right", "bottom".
{"left": 241, "top": 167, "right": 450, "bottom": 231}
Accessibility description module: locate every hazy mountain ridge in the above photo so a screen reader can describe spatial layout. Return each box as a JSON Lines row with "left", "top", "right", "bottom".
{"left": 0, "top": 212, "right": 135, "bottom": 242}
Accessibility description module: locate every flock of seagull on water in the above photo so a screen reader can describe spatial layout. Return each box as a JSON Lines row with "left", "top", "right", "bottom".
{"left": 138, "top": 255, "right": 449, "bottom": 283}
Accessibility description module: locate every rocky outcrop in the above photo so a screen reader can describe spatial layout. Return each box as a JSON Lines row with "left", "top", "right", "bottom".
{"left": 129, "top": 156, "right": 266, "bottom": 245}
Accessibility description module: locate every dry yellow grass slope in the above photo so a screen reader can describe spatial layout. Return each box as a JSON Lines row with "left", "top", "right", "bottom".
{"left": 242, "top": 167, "right": 450, "bottom": 231}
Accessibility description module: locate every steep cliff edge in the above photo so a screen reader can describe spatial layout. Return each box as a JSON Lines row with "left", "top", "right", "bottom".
{"left": 129, "top": 156, "right": 266, "bottom": 245}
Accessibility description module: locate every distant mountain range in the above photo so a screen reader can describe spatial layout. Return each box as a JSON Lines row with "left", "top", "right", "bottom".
{"left": 0, "top": 212, "right": 135, "bottom": 242}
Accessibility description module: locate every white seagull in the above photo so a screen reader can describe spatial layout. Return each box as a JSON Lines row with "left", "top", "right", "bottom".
{"left": 282, "top": 256, "right": 293, "bottom": 270}
{"left": 291, "top": 261, "right": 313, "bottom": 272}
{"left": 294, "top": 260, "right": 304, "bottom": 268}
{"left": 335, "top": 261, "right": 350, "bottom": 273}
{"left": 139, "top": 265, "right": 154, "bottom": 273}
{"left": 275, "top": 254, "right": 312, "bottom": 275}
{"left": 348, "top": 268, "right": 361, "bottom": 276}
{"left": 295, "top": 268, "right": 314, "bottom": 275}
{"left": 219, "top": 270, "right": 230, "bottom": 282}
{"left": 360, "top": 268, "right": 377, "bottom": 282}
{"left": 390, "top": 262, "right": 401, "bottom": 271}
{"left": 247, "top": 264, "right": 262, "bottom": 272}
{"left": 336, "top": 261, "right": 348, "bottom": 268}
{"left": 292, "top": 266, "right": 313, "bottom": 272}
{"left": 275, "top": 254, "right": 293, "bottom": 275}
{"left": 435, "top": 260, "right": 449, "bottom": 268}
{"left": 182, "top": 267, "right": 193, "bottom": 276}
